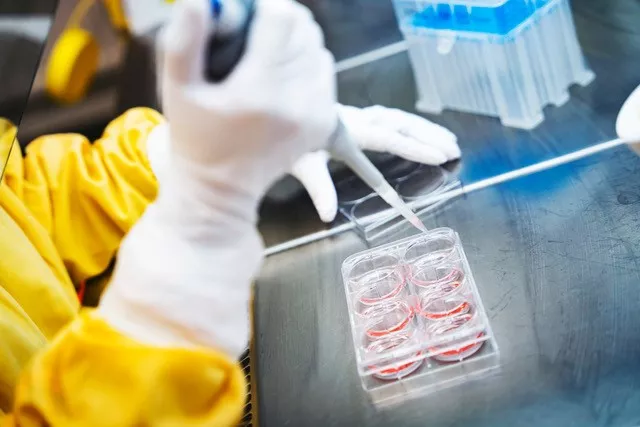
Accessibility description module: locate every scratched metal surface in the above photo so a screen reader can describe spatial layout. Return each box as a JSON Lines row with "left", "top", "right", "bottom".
{"left": 256, "top": 145, "right": 640, "bottom": 427}
{"left": 254, "top": 0, "right": 640, "bottom": 426}
{"left": 299, "top": 0, "right": 403, "bottom": 61}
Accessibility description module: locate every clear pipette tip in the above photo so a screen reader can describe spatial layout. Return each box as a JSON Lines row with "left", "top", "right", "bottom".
{"left": 410, "top": 216, "right": 428, "bottom": 233}
{"left": 328, "top": 120, "right": 428, "bottom": 234}
{"left": 377, "top": 186, "right": 428, "bottom": 234}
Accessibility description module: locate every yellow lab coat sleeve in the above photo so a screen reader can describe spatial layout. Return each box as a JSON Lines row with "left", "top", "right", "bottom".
{"left": 0, "top": 121, "right": 80, "bottom": 414}
{"left": 3, "top": 107, "right": 164, "bottom": 285}
{"left": 6, "top": 311, "right": 246, "bottom": 427}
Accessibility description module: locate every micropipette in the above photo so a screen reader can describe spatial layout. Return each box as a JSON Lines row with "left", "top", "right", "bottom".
{"left": 207, "top": 0, "right": 428, "bottom": 233}
{"left": 206, "top": 0, "right": 254, "bottom": 81}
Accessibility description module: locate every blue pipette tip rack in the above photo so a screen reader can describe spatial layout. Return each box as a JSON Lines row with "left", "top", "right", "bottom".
{"left": 397, "top": 0, "right": 553, "bottom": 35}
{"left": 392, "top": 0, "right": 594, "bottom": 129}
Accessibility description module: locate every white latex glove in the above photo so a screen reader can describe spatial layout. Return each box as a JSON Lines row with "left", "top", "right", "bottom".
{"left": 617, "top": 85, "right": 640, "bottom": 155}
{"left": 292, "top": 105, "right": 460, "bottom": 222}
{"left": 99, "top": 0, "right": 336, "bottom": 358}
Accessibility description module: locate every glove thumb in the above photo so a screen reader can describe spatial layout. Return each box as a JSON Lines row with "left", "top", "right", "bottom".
{"left": 162, "top": 0, "right": 209, "bottom": 84}
{"left": 291, "top": 151, "right": 338, "bottom": 223}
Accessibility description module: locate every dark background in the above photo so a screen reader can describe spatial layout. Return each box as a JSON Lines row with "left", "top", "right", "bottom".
{"left": 0, "top": 0, "right": 56, "bottom": 126}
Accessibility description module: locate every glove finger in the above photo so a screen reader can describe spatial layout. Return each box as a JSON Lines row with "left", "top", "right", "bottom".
{"left": 162, "top": 0, "right": 208, "bottom": 84}
{"left": 357, "top": 126, "right": 448, "bottom": 165}
{"left": 617, "top": 85, "right": 640, "bottom": 140}
{"left": 364, "top": 106, "right": 460, "bottom": 160}
{"left": 291, "top": 151, "right": 338, "bottom": 223}
{"left": 338, "top": 104, "right": 366, "bottom": 123}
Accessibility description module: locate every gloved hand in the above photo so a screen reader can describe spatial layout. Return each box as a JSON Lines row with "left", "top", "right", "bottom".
{"left": 98, "top": 0, "right": 336, "bottom": 358}
{"left": 292, "top": 105, "right": 460, "bottom": 222}
{"left": 617, "top": 85, "right": 640, "bottom": 155}
{"left": 148, "top": 104, "right": 461, "bottom": 223}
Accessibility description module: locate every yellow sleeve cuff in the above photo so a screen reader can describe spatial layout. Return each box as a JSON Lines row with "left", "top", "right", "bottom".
{"left": 11, "top": 310, "right": 246, "bottom": 427}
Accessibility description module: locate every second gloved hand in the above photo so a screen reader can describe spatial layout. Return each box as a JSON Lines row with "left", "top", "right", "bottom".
{"left": 292, "top": 105, "right": 460, "bottom": 222}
